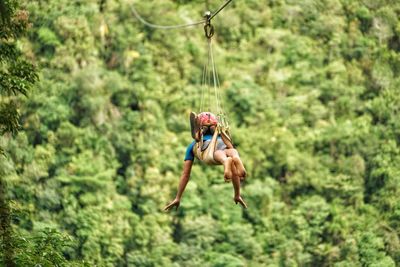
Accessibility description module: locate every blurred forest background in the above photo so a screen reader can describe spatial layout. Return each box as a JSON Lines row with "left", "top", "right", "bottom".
{"left": 1, "top": 0, "right": 400, "bottom": 266}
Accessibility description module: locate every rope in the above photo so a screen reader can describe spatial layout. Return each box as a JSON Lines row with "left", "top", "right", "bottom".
{"left": 199, "top": 59, "right": 207, "bottom": 112}
{"left": 211, "top": 40, "right": 229, "bottom": 128}
{"left": 214, "top": 47, "right": 225, "bottom": 115}
{"left": 200, "top": 46, "right": 210, "bottom": 113}
{"left": 130, "top": 0, "right": 234, "bottom": 30}
{"left": 207, "top": 40, "right": 212, "bottom": 112}
{"left": 200, "top": 37, "right": 225, "bottom": 117}
{"left": 209, "top": 39, "right": 221, "bottom": 114}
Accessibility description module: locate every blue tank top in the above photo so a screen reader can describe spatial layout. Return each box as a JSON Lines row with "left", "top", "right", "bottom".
{"left": 184, "top": 134, "right": 214, "bottom": 161}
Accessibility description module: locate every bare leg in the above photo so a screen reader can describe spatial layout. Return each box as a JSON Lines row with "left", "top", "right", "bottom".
{"left": 214, "top": 150, "right": 232, "bottom": 181}
{"left": 225, "top": 149, "right": 246, "bottom": 180}
{"left": 231, "top": 163, "right": 247, "bottom": 208}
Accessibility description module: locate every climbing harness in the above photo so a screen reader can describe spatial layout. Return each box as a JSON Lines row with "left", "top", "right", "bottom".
{"left": 192, "top": 11, "right": 234, "bottom": 165}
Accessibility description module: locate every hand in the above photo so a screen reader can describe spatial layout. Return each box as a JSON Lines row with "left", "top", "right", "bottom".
{"left": 164, "top": 198, "right": 180, "bottom": 211}
{"left": 234, "top": 196, "right": 248, "bottom": 209}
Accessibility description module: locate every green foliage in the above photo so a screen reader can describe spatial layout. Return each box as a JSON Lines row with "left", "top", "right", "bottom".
{"left": 0, "top": 101, "right": 19, "bottom": 135}
{"left": 13, "top": 228, "right": 85, "bottom": 267}
{"left": 0, "top": 0, "right": 38, "bottom": 139}
{"left": 0, "top": 1, "right": 39, "bottom": 265}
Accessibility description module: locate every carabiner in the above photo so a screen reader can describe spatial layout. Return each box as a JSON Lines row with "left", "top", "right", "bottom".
{"left": 204, "top": 24, "right": 214, "bottom": 38}
{"left": 203, "top": 11, "right": 214, "bottom": 39}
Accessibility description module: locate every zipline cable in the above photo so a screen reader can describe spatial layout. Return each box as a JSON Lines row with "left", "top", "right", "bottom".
{"left": 130, "top": 4, "right": 204, "bottom": 29}
{"left": 209, "top": 0, "right": 233, "bottom": 21}
{"left": 130, "top": 0, "right": 234, "bottom": 30}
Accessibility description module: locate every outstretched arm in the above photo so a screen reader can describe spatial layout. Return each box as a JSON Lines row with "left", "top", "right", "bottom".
{"left": 164, "top": 160, "right": 193, "bottom": 211}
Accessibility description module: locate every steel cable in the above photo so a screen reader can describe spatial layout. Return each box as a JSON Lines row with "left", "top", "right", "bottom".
{"left": 130, "top": 0, "right": 233, "bottom": 30}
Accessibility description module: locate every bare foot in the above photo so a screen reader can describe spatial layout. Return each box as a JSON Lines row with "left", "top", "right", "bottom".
{"left": 232, "top": 156, "right": 246, "bottom": 180}
{"left": 234, "top": 196, "right": 248, "bottom": 208}
{"left": 224, "top": 157, "right": 233, "bottom": 182}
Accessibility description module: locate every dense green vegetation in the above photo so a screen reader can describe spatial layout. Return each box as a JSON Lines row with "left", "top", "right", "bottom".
{"left": 1, "top": 1, "right": 38, "bottom": 266}
{"left": 1, "top": 0, "right": 400, "bottom": 266}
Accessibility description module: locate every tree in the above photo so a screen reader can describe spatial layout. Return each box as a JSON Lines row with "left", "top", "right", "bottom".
{"left": 0, "top": 0, "right": 37, "bottom": 140}
{"left": 0, "top": 1, "right": 37, "bottom": 265}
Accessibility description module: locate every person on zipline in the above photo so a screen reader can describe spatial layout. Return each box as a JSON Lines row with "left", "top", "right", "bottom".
{"left": 164, "top": 112, "right": 247, "bottom": 210}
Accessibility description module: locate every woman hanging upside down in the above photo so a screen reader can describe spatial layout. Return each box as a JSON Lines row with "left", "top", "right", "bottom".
{"left": 164, "top": 112, "right": 247, "bottom": 211}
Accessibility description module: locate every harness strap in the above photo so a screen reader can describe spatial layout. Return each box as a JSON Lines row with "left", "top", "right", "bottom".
{"left": 192, "top": 123, "right": 233, "bottom": 165}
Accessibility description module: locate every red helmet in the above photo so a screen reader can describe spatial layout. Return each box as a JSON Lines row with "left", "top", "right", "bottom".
{"left": 198, "top": 112, "right": 218, "bottom": 126}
